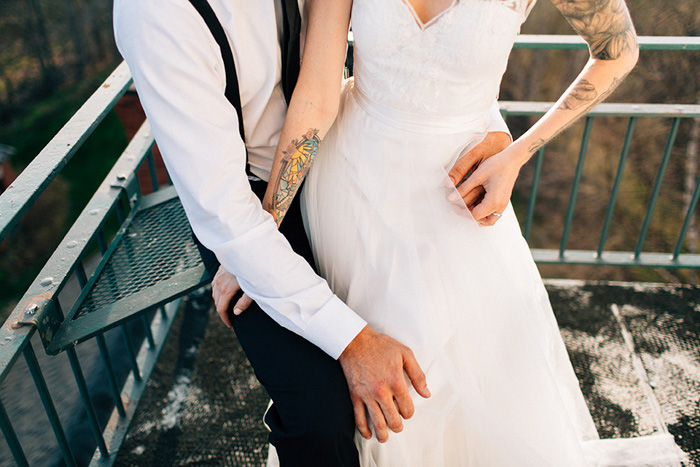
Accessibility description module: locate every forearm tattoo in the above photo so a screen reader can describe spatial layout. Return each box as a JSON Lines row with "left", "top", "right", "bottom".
{"left": 551, "top": 0, "right": 637, "bottom": 60}
{"left": 268, "top": 129, "right": 320, "bottom": 226}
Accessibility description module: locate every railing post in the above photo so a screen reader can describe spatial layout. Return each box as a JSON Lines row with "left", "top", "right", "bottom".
{"left": 524, "top": 146, "right": 545, "bottom": 242}
{"left": 597, "top": 117, "right": 637, "bottom": 256}
{"left": 146, "top": 150, "right": 160, "bottom": 192}
{"left": 0, "top": 398, "right": 29, "bottom": 467}
{"left": 673, "top": 172, "right": 700, "bottom": 260}
{"left": 23, "top": 343, "right": 77, "bottom": 467}
{"left": 120, "top": 325, "right": 142, "bottom": 381}
{"left": 560, "top": 117, "right": 594, "bottom": 258}
{"left": 634, "top": 117, "right": 681, "bottom": 259}
{"left": 66, "top": 347, "right": 110, "bottom": 457}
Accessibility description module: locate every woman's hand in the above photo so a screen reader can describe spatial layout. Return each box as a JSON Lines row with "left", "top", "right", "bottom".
{"left": 451, "top": 143, "right": 526, "bottom": 226}
{"left": 447, "top": 131, "right": 512, "bottom": 208}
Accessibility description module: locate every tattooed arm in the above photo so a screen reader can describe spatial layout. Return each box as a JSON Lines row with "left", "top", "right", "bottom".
{"left": 262, "top": 1, "right": 350, "bottom": 226}
{"left": 458, "top": 0, "right": 638, "bottom": 226}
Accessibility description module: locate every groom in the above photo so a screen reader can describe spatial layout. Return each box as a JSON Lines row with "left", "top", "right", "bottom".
{"left": 114, "top": 0, "right": 511, "bottom": 464}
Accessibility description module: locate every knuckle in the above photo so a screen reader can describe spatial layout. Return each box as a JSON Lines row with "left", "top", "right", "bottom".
{"left": 372, "top": 381, "right": 388, "bottom": 396}
{"left": 373, "top": 417, "right": 386, "bottom": 431}
{"left": 388, "top": 375, "right": 403, "bottom": 389}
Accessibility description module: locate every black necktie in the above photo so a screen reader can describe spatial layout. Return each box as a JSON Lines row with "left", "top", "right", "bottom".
{"left": 280, "top": 0, "right": 301, "bottom": 104}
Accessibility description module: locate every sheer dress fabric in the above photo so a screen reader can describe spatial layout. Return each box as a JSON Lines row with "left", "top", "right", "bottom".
{"left": 294, "top": 0, "right": 688, "bottom": 464}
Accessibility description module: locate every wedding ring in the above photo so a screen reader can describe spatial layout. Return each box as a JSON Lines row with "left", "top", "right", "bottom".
{"left": 491, "top": 212, "right": 502, "bottom": 218}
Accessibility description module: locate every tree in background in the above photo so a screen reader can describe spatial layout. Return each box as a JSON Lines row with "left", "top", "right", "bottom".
{"left": 0, "top": 0, "right": 118, "bottom": 122}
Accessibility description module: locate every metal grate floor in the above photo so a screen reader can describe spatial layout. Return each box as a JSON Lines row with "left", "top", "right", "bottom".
{"left": 117, "top": 281, "right": 699, "bottom": 466}
{"left": 75, "top": 197, "right": 202, "bottom": 319}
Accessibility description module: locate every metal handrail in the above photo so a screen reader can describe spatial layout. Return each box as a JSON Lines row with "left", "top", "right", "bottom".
{"left": 346, "top": 34, "right": 700, "bottom": 51}
{"left": 514, "top": 35, "right": 700, "bottom": 51}
{"left": 501, "top": 102, "right": 700, "bottom": 268}
{"left": 0, "top": 62, "right": 132, "bottom": 243}
{"left": 1, "top": 35, "right": 699, "bottom": 465}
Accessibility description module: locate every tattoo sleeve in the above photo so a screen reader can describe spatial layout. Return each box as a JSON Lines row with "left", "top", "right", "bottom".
{"left": 551, "top": 0, "right": 637, "bottom": 60}
{"left": 267, "top": 128, "right": 321, "bottom": 226}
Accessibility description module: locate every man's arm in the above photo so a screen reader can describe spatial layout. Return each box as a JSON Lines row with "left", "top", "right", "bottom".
{"left": 113, "top": 0, "right": 366, "bottom": 359}
{"left": 262, "top": 0, "right": 430, "bottom": 442}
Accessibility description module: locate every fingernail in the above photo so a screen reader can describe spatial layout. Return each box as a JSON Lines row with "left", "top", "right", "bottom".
{"left": 448, "top": 192, "right": 459, "bottom": 203}
{"left": 425, "top": 386, "right": 431, "bottom": 397}
{"left": 233, "top": 308, "right": 242, "bottom": 316}
{"left": 448, "top": 176, "right": 455, "bottom": 185}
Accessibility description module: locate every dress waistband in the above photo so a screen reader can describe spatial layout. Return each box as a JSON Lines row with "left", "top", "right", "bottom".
{"left": 350, "top": 80, "right": 489, "bottom": 135}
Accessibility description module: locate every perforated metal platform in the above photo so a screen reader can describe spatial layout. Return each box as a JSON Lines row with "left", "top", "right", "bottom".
{"left": 47, "top": 187, "right": 211, "bottom": 354}
{"left": 117, "top": 281, "right": 699, "bottom": 465}
{"left": 76, "top": 195, "right": 203, "bottom": 319}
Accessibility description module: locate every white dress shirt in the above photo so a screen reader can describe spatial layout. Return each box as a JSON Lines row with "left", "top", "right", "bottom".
{"left": 113, "top": 0, "right": 510, "bottom": 359}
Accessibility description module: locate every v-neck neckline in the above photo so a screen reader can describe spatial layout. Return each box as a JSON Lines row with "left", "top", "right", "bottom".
{"left": 401, "top": 0, "right": 459, "bottom": 31}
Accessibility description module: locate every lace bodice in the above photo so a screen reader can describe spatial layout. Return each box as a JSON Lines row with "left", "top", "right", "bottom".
{"left": 351, "top": 0, "right": 535, "bottom": 117}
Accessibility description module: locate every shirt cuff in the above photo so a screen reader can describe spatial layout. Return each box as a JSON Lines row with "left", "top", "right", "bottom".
{"left": 303, "top": 295, "right": 367, "bottom": 359}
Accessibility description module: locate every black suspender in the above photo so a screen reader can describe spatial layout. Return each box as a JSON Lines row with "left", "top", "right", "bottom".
{"left": 188, "top": 0, "right": 250, "bottom": 173}
{"left": 280, "top": 0, "right": 302, "bottom": 104}
{"left": 188, "top": 0, "right": 302, "bottom": 176}
{"left": 187, "top": 1, "right": 302, "bottom": 272}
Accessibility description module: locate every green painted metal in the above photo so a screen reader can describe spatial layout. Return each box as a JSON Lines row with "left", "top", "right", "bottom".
{"left": 499, "top": 102, "right": 700, "bottom": 118}
{"left": 513, "top": 35, "right": 700, "bottom": 51}
{"left": 141, "top": 315, "right": 157, "bottom": 348}
{"left": 120, "top": 325, "right": 141, "bottom": 382}
{"left": 23, "top": 344, "right": 77, "bottom": 467}
{"left": 634, "top": 118, "right": 681, "bottom": 258}
{"left": 0, "top": 63, "right": 133, "bottom": 243}
{"left": 45, "top": 186, "right": 210, "bottom": 354}
{"left": 523, "top": 146, "right": 545, "bottom": 242}
{"left": 96, "top": 334, "right": 127, "bottom": 418}
{"left": 2, "top": 36, "right": 700, "bottom": 466}
{"left": 532, "top": 248, "right": 700, "bottom": 269}
{"left": 146, "top": 151, "right": 160, "bottom": 192}
{"left": 673, "top": 173, "right": 700, "bottom": 261}
{"left": 348, "top": 34, "right": 700, "bottom": 51}
{"left": 89, "top": 301, "right": 180, "bottom": 467}
{"left": 0, "top": 121, "right": 155, "bottom": 379}
{"left": 560, "top": 117, "right": 594, "bottom": 258}
{"left": 597, "top": 117, "right": 637, "bottom": 256}
{"left": 66, "top": 347, "right": 109, "bottom": 457}
{"left": 0, "top": 398, "right": 28, "bottom": 466}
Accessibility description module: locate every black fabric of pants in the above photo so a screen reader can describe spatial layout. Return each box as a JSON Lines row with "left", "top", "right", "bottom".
{"left": 196, "top": 180, "right": 360, "bottom": 467}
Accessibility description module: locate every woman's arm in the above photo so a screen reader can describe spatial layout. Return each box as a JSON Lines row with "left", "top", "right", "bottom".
{"left": 457, "top": 0, "right": 639, "bottom": 226}
{"left": 262, "top": 0, "right": 352, "bottom": 226}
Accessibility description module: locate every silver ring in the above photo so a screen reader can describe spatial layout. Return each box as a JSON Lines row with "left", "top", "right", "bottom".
{"left": 491, "top": 212, "right": 502, "bottom": 218}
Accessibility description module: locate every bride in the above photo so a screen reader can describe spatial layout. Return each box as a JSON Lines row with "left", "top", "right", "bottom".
{"left": 233, "top": 0, "right": 685, "bottom": 464}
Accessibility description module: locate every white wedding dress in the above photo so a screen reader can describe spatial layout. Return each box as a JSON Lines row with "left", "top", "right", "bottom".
{"left": 295, "top": 0, "right": 687, "bottom": 465}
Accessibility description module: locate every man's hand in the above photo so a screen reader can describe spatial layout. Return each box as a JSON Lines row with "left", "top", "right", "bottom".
{"left": 448, "top": 131, "right": 511, "bottom": 208}
{"left": 212, "top": 266, "right": 254, "bottom": 327}
{"left": 338, "top": 326, "right": 430, "bottom": 443}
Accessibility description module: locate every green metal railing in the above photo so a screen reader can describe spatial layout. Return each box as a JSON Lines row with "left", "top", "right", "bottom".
{"left": 500, "top": 101, "right": 700, "bottom": 268}
{"left": 0, "top": 63, "right": 182, "bottom": 466}
{"left": 0, "top": 35, "right": 698, "bottom": 466}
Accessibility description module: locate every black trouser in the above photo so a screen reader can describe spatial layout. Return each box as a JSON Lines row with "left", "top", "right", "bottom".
{"left": 196, "top": 180, "right": 359, "bottom": 466}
